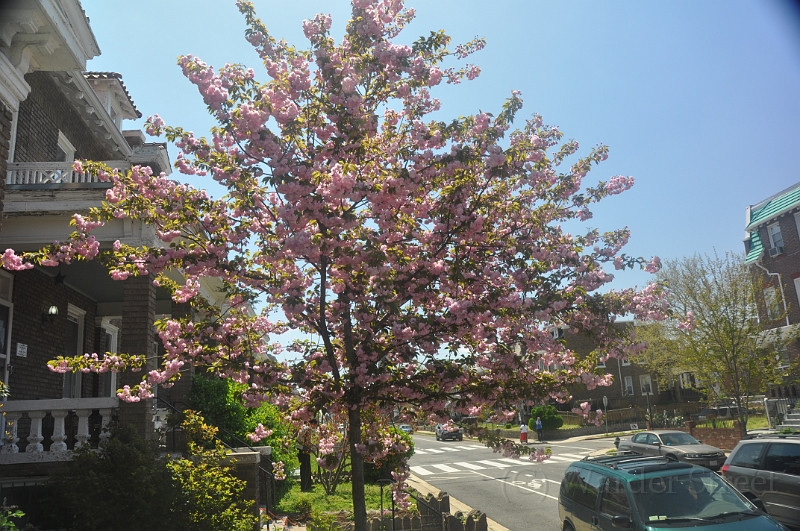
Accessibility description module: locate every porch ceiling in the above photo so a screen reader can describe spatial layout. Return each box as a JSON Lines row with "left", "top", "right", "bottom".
{"left": 38, "top": 261, "right": 172, "bottom": 304}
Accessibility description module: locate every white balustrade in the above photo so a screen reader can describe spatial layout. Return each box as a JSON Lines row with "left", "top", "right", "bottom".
{"left": 0, "top": 397, "right": 118, "bottom": 463}
{"left": 6, "top": 161, "right": 129, "bottom": 186}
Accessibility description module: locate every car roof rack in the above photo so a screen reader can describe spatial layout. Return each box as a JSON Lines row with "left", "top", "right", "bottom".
{"left": 583, "top": 452, "right": 673, "bottom": 467}
{"left": 743, "top": 433, "right": 800, "bottom": 440}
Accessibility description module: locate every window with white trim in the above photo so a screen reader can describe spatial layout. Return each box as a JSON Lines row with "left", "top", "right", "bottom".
{"left": 597, "top": 358, "right": 606, "bottom": 368}
{"left": 624, "top": 376, "right": 634, "bottom": 396}
{"left": 55, "top": 131, "right": 75, "bottom": 163}
{"left": 763, "top": 286, "right": 779, "bottom": 321}
{"left": 62, "top": 305, "right": 86, "bottom": 399}
{"left": 99, "top": 318, "right": 119, "bottom": 398}
{"left": 768, "top": 222, "right": 784, "bottom": 250}
{"left": 640, "top": 374, "right": 653, "bottom": 395}
{"left": 621, "top": 357, "right": 630, "bottom": 366}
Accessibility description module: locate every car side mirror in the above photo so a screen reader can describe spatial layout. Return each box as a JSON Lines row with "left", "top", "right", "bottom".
{"left": 653, "top": 442, "right": 661, "bottom": 446}
{"left": 611, "top": 516, "right": 633, "bottom": 529}
{"left": 751, "top": 498, "right": 766, "bottom": 512}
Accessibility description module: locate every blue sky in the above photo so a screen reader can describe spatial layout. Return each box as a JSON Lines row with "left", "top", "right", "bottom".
{"left": 81, "top": 0, "right": 800, "bottom": 291}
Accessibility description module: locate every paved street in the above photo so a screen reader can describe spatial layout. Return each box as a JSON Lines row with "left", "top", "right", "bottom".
{"left": 407, "top": 434, "right": 616, "bottom": 531}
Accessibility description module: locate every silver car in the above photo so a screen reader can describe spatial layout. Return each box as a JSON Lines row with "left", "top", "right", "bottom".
{"left": 617, "top": 430, "right": 726, "bottom": 471}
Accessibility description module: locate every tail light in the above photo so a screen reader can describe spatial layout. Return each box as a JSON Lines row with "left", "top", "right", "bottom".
{"left": 720, "top": 464, "right": 729, "bottom": 475}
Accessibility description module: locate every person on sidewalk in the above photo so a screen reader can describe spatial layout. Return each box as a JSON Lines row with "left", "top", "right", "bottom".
{"left": 520, "top": 422, "right": 528, "bottom": 444}
{"left": 297, "top": 418, "right": 318, "bottom": 492}
{"left": 535, "top": 416, "right": 543, "bottom": 442}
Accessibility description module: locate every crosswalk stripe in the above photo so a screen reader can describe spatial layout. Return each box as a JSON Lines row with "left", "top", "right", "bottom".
{"left": 410, "top": 466, "right": 434, "bottom": 476}
{"left": 545, "top": 455, "right": 573, "bottom": 462}
{"left": 439, "top": 447, "right": 461, "bottom": 452}
{"left": 432, "top": 464, "right": 460, "bottom": 472}
{"left": 454, "top": 461, "right": 486, "bottom": 470}
{"left": 455, "top": 445, "right": 480, "bottom": 450}
{"left": 414, "top": 449, "right": 427, "bottom": 454}
{"left": 476, "top": 460, "right": 512, "bottom": 468}
{"left": 426, "top": 449, "right": 445, "bottom": 454}
{"left": 498, "top": 458, "right": 535, "bottom": 466}
{"left": 559, "top": 453, "right": 587, "bottom": 460}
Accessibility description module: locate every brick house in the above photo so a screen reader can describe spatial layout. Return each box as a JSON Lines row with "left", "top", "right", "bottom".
{"left": 0, "top": 0, "right": 227, "bottom": 490}
{"left": 744, "top": 182, "right": 800, "bottom": 398}
{"left": 558, "top": 324, "right": 704, "bottom": 417}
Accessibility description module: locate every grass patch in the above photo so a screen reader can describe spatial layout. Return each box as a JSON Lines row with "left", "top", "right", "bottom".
{"left": 276, "top": 482, "right": 389, "bottom": 515}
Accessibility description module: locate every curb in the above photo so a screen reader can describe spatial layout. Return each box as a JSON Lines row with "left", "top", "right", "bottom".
{"left": 406, "top": 474, "right": 513, "bottom": 531}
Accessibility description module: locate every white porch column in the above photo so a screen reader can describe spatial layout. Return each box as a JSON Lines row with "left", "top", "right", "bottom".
{"left": 25, "top": 410, "right": 46, "bottom": 453}
{"left": 74, "top": 409, "right": 92, "bottom": 449}
{"left": 49, "top": 410, "right": 69, "bottom": 452}
{"left": 0, "top": 411, "right": 22, "bottom": 453}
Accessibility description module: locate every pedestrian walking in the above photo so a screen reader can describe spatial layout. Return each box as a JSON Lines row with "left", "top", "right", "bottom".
{"left": 520, "top": 422, "right": 528, "bottom": 444}
{"left": 296, "top": 418, "right": 318, "bottom": 492}
{"left": 535, "top": 416, "right": 543, "bottom": 442}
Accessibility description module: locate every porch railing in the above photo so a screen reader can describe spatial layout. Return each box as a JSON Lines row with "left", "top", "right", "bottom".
{"left": 6, "top": 162, "right": 126, "bottom": 187}
{"left": 0, "top": 397, "right": 118, "bottom": 463}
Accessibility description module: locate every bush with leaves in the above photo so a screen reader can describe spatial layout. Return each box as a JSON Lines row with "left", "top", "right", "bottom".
{"left": 189, "top": 372, "right": 298, "bottom": 482}
{"left": 363, "top": 426, "right": 415, "bottom": 483}
{"left": 528, "top": 405, "right": 564, "bottom": 431}
{"left": 168, "top": 411, "right": 256, "bottom": 531}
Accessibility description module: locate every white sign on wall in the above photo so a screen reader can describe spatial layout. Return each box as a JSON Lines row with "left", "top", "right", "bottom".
{"left": 15, "top": 343, "right": 27, "bottom": 358}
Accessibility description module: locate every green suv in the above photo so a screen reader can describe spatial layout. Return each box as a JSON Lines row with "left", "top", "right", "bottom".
{"left": 559, "top": 453, "right": 788, "bottom": 531}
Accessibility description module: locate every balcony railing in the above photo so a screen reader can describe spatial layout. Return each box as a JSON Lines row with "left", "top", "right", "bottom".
{"left": 6, "top": 162, "right": 125, "bottom": 188}
{"left": 0, "top": 397, "right": 118, "bottom": 464}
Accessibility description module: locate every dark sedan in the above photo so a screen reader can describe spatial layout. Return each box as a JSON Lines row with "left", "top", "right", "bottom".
{"left": 617, "top": 430, "right": 726, "bottom": 471}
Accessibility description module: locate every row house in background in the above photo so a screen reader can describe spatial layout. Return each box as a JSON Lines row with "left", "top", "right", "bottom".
{"left": 0, "top": 0, "right": 226, "bottom": 493}
{"left": 560, "top": 324, "right": 703, "bottom": 417}
{"left": 744, "top": 182, "right": 800, "bottom": 398}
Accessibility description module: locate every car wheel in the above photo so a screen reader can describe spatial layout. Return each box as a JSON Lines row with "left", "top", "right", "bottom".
{"left": 563, "top": 521, "right": 575, "bottom": 531}
{"left": 458, "top": 435, "right": 463, "bottom": 441}
{"left": 436, "top": 433, "right": 440, "bottom": 441}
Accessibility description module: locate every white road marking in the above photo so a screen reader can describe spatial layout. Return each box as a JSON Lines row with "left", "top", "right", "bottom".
{"left": 426, "top": 449, "right": 445, "bottom": 454}
{"left": 439, "top": 447, "right": 461, "bottom": 452}
{"left": 414, "top": 449, "right": 428, "bottom": 454}
{"left": 431, "top": 464, "right": 460, "bottom": 473}
{"left": 559, "top": 453, "right": 588, "bottom": 460}
{"left": 476, "top": 460, "right": 513, "bottom": 468}
{"left": 469, "top": 470, "right": 559, "bottom": 500}
{"left": 410, "top": 466, "right": 434, "bottom": 476}
{"left": 453, "top": 461, "right": 486, "bottom": 470}
{"left": 498, "top": 458, "right": 536, "bottom": 466}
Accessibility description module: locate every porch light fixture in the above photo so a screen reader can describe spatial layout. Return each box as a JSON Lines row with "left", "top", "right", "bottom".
{"left": 42, "top": 305, "right": 59, "bottom": 325}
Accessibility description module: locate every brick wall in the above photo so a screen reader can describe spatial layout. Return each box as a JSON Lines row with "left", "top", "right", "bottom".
{"left": 14, "top": 72, "right": 113, "bottom": 163}
{"left": 118, "top": 274, "right": 157, "bottom": 441}
{"left": 8, "top": 269, "right": 97, "bottom": 400}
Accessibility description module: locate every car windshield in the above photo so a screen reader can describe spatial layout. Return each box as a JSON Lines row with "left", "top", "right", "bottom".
{"left": 659, "top": 433, "right": 700, "bottom": 446}
{"left": 630, "top": 472, "right": 754, "bottom": 526}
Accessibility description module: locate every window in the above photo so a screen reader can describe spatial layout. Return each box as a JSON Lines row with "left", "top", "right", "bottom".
{"left": 62, "top": 305, "right": 86, "bottom": 399}
{"left": 55, "top": 131, "right": 75, "bottom": 163}
{"left": 570, "top": 468, "right": 604, "bottom": 509}
{"left": 98, "top": 318, "right": 119, "bottom": 398}
{"left": 599, "top": 478, "right": 631, "bottom": 519}
{"left": 632, "top": 433, "right": 648, "bottom": 444}
{"left": 763, "top": 287, "right": 780, "bottom": 321}
{"left": 621, "top": 357, "right": 630, "bottom": 366}
{"left": 730, "top": 443, "right": 766, "bottom": 469}
{"left": 624, "top": 376, "right": 634, "bottom": 396}
{"left": 763, "top": 443, "right": 800, "bottom": 476}
{"left": 768, "top": 223, "right": 784, "bottom": 250}
{"left": 597, "top": 358, "right": 606, "bottom": 368}
{"left": 640, "top": 374, "right": 653, "bottom": 395}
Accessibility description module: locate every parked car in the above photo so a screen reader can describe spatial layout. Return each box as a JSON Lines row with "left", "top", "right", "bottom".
{"left": 617, "top": 430, "right": 726, "bottom": 471}
{"left": 398, "top": 424, "right": 413, "bottom": 434}
{"left": 435, "top": 423, "right": 463, "bottom": 441}
{"left": 559, "top": 454, "right": 786, "bottom": 531}
{"left": 721, "top": 434, "right": 800, "bottom": 530}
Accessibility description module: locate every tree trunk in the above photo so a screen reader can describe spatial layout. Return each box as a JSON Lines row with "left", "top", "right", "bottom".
{"left": 348, "top": 406, "right": 367, "bottom": 531}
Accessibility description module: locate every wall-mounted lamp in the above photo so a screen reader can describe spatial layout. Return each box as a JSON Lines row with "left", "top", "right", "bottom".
{"left": 42, "top": 305, "right": 59, "bottom": 325}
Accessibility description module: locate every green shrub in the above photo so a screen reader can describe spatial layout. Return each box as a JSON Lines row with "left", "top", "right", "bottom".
{"left": 528, "top": 405, "right": 564, "bottom": 430}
